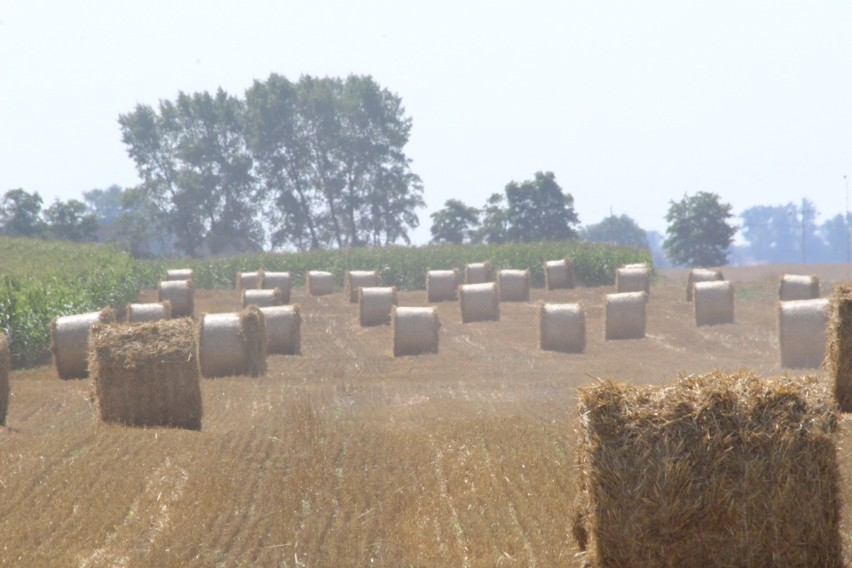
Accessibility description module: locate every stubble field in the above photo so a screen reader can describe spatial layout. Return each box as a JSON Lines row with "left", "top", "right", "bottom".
{"left": 2, "top": 263, "right": 851, "bottom": 566}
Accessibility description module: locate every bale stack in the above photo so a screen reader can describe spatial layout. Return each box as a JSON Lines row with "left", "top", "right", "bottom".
{"left": 165, "top": 268, "right": 193, "bottom": 281}
{"left": 694, "top": 280, "right": 734, "bottom": 326}
{"left": 359, "top": 287, "right": 398, "bottom": 327}
{"left": 426, "top": 269, "right": 459, "bottom": 302}
{"left": 392, "top": 306, "right": 440, "bottom": 356}
{"left": 345, "top": 270, "right": 380, "bottom": 303}
{"left": 0, "top": 332, "right": 9, "bottom": 426}
{"left": 827, "top": 284, "right": 852, "bottom": 411}
{"left": 572, "top": 371, "right": 841, "bottom": 567}
{"left": 51, "top": 308, "right": 115, "bottom": 379}
{"left": 260, "top": 305, "right": 301, "bottom": 355}
{"left": 544, "top": 258, "right": 575, "bottom": 290}
{"left": 242, "top": 288, "right": 284, "bottom": 308}
{"left": 89, "top": 318, "right": 203, "bottom": 430}
{"left": 158, "top": 279, "right": 194, "bottom": 318}
{"left": 604, "top": 291, "right": 646, "bottom": 340}
{"left": 126, "top": 301, "right": 171, "bottom": 323}
{"left": 459, "top": 282, "right": 500, "bottom": 323}
{"left": 779, "top": 274, "right": 820, "bottom": 301}
{"left": 538, "top": 302, "right": 585, "bottom": 353}
{"left": 198, "top": 306, "right": 267, "bottom": 378}
{"left": 307, "top": 271, "right": 334, "bottom": 296}
{"left": 464, "top": 261, "right": 492, "bottom": 284}
{"left": 686, "top": 268, "right": 724, "bottom": 301}
{"left": 497, "top": 269, "right": 530, "bottom": 302}
{"left": 262, "top": 272, "right": 291, "bottom": 304}
{"left": 778, "top": 298, "right": 830, "bottom": 369}
{"left": 236, "top": 270, "right": 264, "bottom": 290}
{"left": 615, "top": 265, "right": 650, "bottom": 294}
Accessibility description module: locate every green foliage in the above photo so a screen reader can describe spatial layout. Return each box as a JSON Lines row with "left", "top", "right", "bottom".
{"left": 582, "top": 214, "right": 648, "bottom": 248}
{"left": 0, "top": 188, "right": 45, "bottom": 238}
{"left": 504, "top": 171, "right": 579, "bottom": 242}
{"left": 43, "top": 199, "right": 99, "bottom": 242}
{"left": 430, "top": 199, "right": 480, "bottom": 244}
{"left": 664, "top": 192, "right": 737, "bottom": 267}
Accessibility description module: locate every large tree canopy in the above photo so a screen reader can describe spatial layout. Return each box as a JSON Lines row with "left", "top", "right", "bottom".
{"left": 582, "top": 214, "right": 648, "bottom": 248}
{"left": 504, "top": 171, "right": 579, "bottom": 242}
{"left": 430, "top": 199, "right": 480, "bottom": 244}
{"left": 664, "top": 191, "right": 736, "bottom": 267}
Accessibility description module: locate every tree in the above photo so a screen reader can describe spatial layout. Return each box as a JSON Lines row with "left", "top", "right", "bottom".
{"left": 474, "top": 193, "right": 509, "bottom": 244}
{"left": 0, "top": 188, "right": 45, "bottom": 238}
{"left": 430, "top": 199, "right": 480, "bottom": 244}
{"left": 739, "top": 203, "right": 799, "bottom": 263}
{"left": 43, "top": 199, "right": 98, "bottom": 242}
{"left": 664, "top": 192, "right": 736, "bottom": 267}
{"left": 582, "top": 214, "right": 648, "bottom": 248}
{"left": 504, "top": 171, "right": 579, "bottom": 242}
{"left": 83, "top": 185, "right": 124, "bottom": 225}
{"left": 820, "top": 213, "right": 852, "bottom": 263}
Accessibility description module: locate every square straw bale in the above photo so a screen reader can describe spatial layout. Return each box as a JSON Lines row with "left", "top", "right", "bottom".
{"left": 572, "top": 371, "right": 841, "bottom": 567}
{"left": 828, "top": 283, "right": 852, "bottom": 411}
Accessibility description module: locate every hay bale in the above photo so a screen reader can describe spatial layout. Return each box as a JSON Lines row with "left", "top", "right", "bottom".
{"left": 426, "top": 269, "right": 458, "bottom": 302}
{"left": 359, "top": 286, "right": 398, "bottom": 327}
{"left": 198, "top": 306, "right": 267, "bottom": 378}
{"left": 464, "top": 261, "right": 492, "bottom": 284}
{"left": 572, "top": 371, "right": 841, "bottom": 567}
{"left": 615, "top": 266, "right": 650, "bottom": 294}
{"left": 392, "top": 306, "right": 440, "bottom": 356}
{"left": 779, "top": 274, "right": 820, "bottom": 301}
{"left": 544, "top": 258, "right": 575, "bottom": 290}
{"left": 538, "top": 302, "right": 585, "bottom": 353}
{"left": 236, "top": 270, "right": 264, "bottom": 290}
{"left": 686, "top": 267, "right": 724, "bottom": 301}
{"left": 158, "top": 279, "right": 194, "bottom": 318}
{"left": 828, "top": 284, "right": 852, "bottom": 411}
{"left": 497, "top": 269, "right": 530, "bottom": 302}
{"left": 778, "top": 298, "right": 830, "bottom": 369}
{"left": 126, "top": 301, "right": 171, "bottom": 323}
{"left": 459, "top": 282, "right": 500, "bottom": 323}
{"left": 0, "top": 332, "right": 9, "bottom": 426}
{"left": 622, "top": 262, "right": 648, "bottom": 270}
{"left": 694, "top": 280, "right": 734, "bottom": 326}
{"left": 262, "top": 271, "right": 291, "bottom": 304}
{"left": 89, "top": 318, "right": 203, "bottom": 430}
{"left": 242, "top": 288, "right": 284, "bottom": 308}
{"left": 307, "top": 270, "right": 334, "bottom": 296}
{"left": 604, "top": 291, "right": 646, "bottom": 340}
{"left": 51, "top": 308, "right": 115, "bottom": 380}
{"left": 260, "top": 305, "right": 301, "bottom": 355}
{"left": 345, "top": 270, "right": 380, "bottom": 303}
{"left": 165, "top": 268, "right": 193, "bottom": 281}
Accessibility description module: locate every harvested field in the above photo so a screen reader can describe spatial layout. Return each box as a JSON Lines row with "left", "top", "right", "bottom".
{"left": 3, "top": 264, "right": 852, "bottom": 566}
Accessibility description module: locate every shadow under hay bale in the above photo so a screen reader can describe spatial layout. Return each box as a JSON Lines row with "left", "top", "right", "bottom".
{"left": 426, "top": 269, "right": 458, "bottom": 302}
{"left": 198, "top": 306, "right": 267, "bottom": 378}
{"left": 459, "top": 282, "right": 500, "bottom": 323}
{"left": 497, "top": 269, "right": 530, "bottom": 302}
{"left": 90, "top": 318, "right": 203, "bottom": 430}
{"left": 778, "top": 298, "right": 829, "bottom": 369}
{"left": 615, "top": 266, "right": 649, "bottom": 294}
{"left": 572, "top": 371, "right": 841, "bottom": 568}
{"left": 51, "top": 308, "right": 115, "bottom": 380}
{"left": 686, "top": 267, "right": 724, "bottom": 302}
{"left": 307, "top": 271, "right": 334, "bottom": 296}
{"left": 359, "top": 287, "right": 398, "bottom": 327}
{"left": 464, "top": 261, "right": 492, "bottom": 284}
{"left": 393, "top": 306, "right": 439, "bottom": 356}
{"left": 242, "top": 288, "right": 284, "bottom": 309}
{"left": 262, "top": 272, "right": 291, "bottom": 304}
{"left": 544, "top": 258, "right": 575, "bottom": 290}
{"left": 0, "top": 332, "right": 8, "bottom": 426}
{"left": 779, "top": 274, "right": 820, "bottom": 301}
{"left": 127, "top": 301, "right": 171, "bottom": 324}
{"left": 345, "top": 270, "right": 380, "bottom": 303}
{"left": 236, "top": 270, "right": 264, "bottom": 291}
{"left": 538, "top": 302, "right": 585, "bottom": 353}
{"left": 158, "top": 279, "right": 194, "bottom": 318}
{"left": 604, "top": 291, "right": 646, "bottom": 340}
{"left": 694, "top": 280, "right": 734, "bottom": 326}
{"left": 260, "top": 305, "right": 301, "bottom": 355}
{"left": 828, "top": 284, "right": 852, "bottom": 411}
{"left": 165, "top": 268, "right": 193, "bottom": 281}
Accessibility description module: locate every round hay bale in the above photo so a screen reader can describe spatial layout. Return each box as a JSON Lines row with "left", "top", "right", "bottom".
{"left": 544, "top": 258, "right": 575, "bottom": 290}
{"left": 604, "top": 291, "right": 646, "bottom": 340}
{"left": 260, "top": 305, "right": 301, "bottom": 355}
{"left": 694, "top": 280, "right": 734, "bottom": 326}
{"left": 623, "top": 263, "right": 649, "bottom": 270}
{"left": 497, "top": 269, "right": 530, "bottom": 302}
{"left": 686, "top": 268, "right": 724, "bottom": 301}
{"left": 198, "top": 306, "right": 267, "bottom": 378}
{"left": 51, "top": 308, "right": 115, "bottom": 379}
{"left": 236, "top": 270, "right": 264, "bottom": 290}
{"left": 307, "top": 271, "right": 334, "bottom": 296}
{"left": 393, "top": 306, "right": 440, "bottom": 356}
{"left": 158, "top": 279, "right": 194, "bottom": 318}
{"left": 459, "top": 282, "right": 500, "bottom": 323}
{"left": 127, "top": 301, "right": 172, "bottom": 323}
{"left": 0, "top": 332, "right": 9, "bottom": 426}
{"left": 616, "top": 266, "right": 650, "bottom": 294}
{"left": 426, "top": 269, "right": 458, "bottom": 302}
{"left": 778, "top": 298, "right": 830, "bottom": 368}
{"left": 242, "top": 288, "right": 284, "bottom": 308}
{"left": 538, "top": 302, "right": 585, "bottom": 353}
{"left": 465, "top": 261, "right": 492, "bottom": 284}
{"left": 345, "top": 270, "right": 380, "bottom": 303}
{"left": 359, "top": 286, "right": 398, "bottom": 327}
{"left": 779, "top": 274, "right": 820, "bottom": 301}
{"left": 165, "top": 268, "right": 193, "bottom": 281}
{"left": 262, "top": 271, "right": 291, "bottom": 304}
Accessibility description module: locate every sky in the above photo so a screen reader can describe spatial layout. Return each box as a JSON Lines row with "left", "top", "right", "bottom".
{"left": 1, "top": 1, "right": 851, "bottom": 245}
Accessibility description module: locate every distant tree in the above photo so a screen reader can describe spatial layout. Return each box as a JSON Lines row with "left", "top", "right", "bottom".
{"left": 474, "top": 193, "right": 509, "bottom": 244}
{"left": 110, "top": 187, "right": 174, "bottom": 258}
{"left": 582, "top": 214, "right": 647, "bottom": 248}
{"left": 664, "top": 192, "right": 736, "bottom": 267}
{"left": 739, "top": 203, "right": 799, "bottom": 263}
{"left": 504, "top": 171, "right": 579, "bottom": 242}
{"left": 430, "top": 199, "right": 480, "bottom": 244}
{"left": 44, "top": 199, "right": 98, "bottom": 242}
{"left": 83, "top": 185, "right": 124, "bottom": 225}
{"left": 0, "top": 188, "right": 45, "bottom": 238}
{"left": 820, "top": 213, "right": 852, "bottom": 263}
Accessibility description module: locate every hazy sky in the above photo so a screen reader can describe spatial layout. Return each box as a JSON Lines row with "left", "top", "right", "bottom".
{"left": 1, "top": 1, "right": 850, "bottom": 244}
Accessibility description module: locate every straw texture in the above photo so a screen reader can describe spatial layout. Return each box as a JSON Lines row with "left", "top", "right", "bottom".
{"left": 345, "top": 270, "right": 380, "bottom": 303}
{"left": 392, "top": 306, "right": 440, "bottom": 356}
{"left": 544, "top": 258, "right": 575, "bottom": 290}
{"left": 426, "top": 269, "right": 458, "bottom": 302}
{"left": 0, "top": 332, "right": 8, "bottom": 426}
{"left": 686, "top": 268, "right": 724, "bottom": 301}
{"left": 827, "top": 284, "right": 852, "bottom": 411}
{"left": 459, "top": 282, "right": 500, "bottom": 323}
{"left": 615, "top": 266, "right": 649, "bottom": 294}
{"left": 604, "top": 291, "right": 646, "bottom": 340}
{"left": 158, "top": 279, "right": 194, "bottom": 318}
{"left": 779, "top": 274, "right": 820, "bottom": 301}
{"left": 694, "top": 280, "right": 734, "bottom": 326}
{"left": 165, "top": 268, "right": 193, "bottom": 281}
{"left": 236, "top": 270, "right": 264, "bottom": 290}
{"left": 464, "top": 261, "right": 492, "bottom": 284}
{"left": 538, "top": 302, "right": 585, "bottom": 353}
{"left": 51, "top": 308, "right": 115, "bottom": 379}
{"left": 778, "top": 298, "right": 830, "bottom": 369}
{"left": 242, "top": 288, "right": 284, "bottom": 308}
{"left": 127, "top": 301, "right": 171, "bottom": 323}
{"left": 497, "top": 269, "right": 530, "bottom": 302}
{"left": 359, "top": 287, "right": 398, "bottom": 327}
{"left": 260, "top": 305, "right": 301, "bottom": 355}
{"left": 262, "top": 272, "right": 291, "bottom": 304}
{"left": 307, "top": 271, "right": 334, "bottom": 296}
{"left": 198, "top": 306, "right": 267, "bottom": 378}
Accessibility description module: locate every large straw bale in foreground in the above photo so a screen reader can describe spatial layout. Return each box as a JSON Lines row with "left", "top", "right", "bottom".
{"left": 686, "top": 267, "right": 724, "bottom": 301}
{"left": 426, "top": 269, "right": 458, "bottom": 302}
{"left": 262, "top": 272, "right": 291, "bottom": 304}
{"left": 538, "top": 302, "right": 585, "bottom": 353}
{"left": 198, "top": 306, "right": 267, "bottom": 378}
{"left": 242, "top": 288, "right": 284, "bottom": 308}
{"left": 51, "top": 308, "right": 115, "bottom": 379}
{"left": 604, "top": 291, "right": 646, "bottom": 340}
{"left": 464, "top": 261, "right": 492, "bottom": 284}
{"left": 615, "top": 266, "right": 649, "bottom": 294}
{"left": 127, "top": 301, "right": 171, "bottom": 323}
{"left": 778, "top": 298, "right": 829, "bottom": 369}
{"left": 89, "top": 319, "right": 202, "bottom": 430}
{"left": 459, "top": 282, "right": 500, "bottom": 323}
{"left": 158, "top": 279, "right": 194, "bottom": 318}
{"left": 779, "top": 274, "right": 820, "bottom": 301}
{"left": 694, "top": 280, "right": 734, "bottom": 326}
{"left": 497, "top": 269, "right": 530, "bottom": 302}
{"left": 260, "top": 305, "right": 301, "bottom": 355}
{"left": 165, "top": 268, "right": 193, "bottom": 281}
{"left": 359, "top": 287, "right": 398, "bottom": 327}
{"left": 544, "top": 258, "right": 575, "bottom": 290}
{"left": 0, "top": 332, "right": 9, "bottom": 426}
{"left": 345, "top": 270, "right": 380, "bottom": 303}
{"left": 572, "top": 371, "right": 841, "bottom": 567}
{"left": 828, "top": 284, "right": 852, "bottom": 411}
{"left": 307, "top": 271, "right": 334, "bottom": 296}
{"left": 236, "top": 270, "right": 264, "bottom": 290}
{"left": 392, "top": 306, "right": 439, "bottom": 356}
